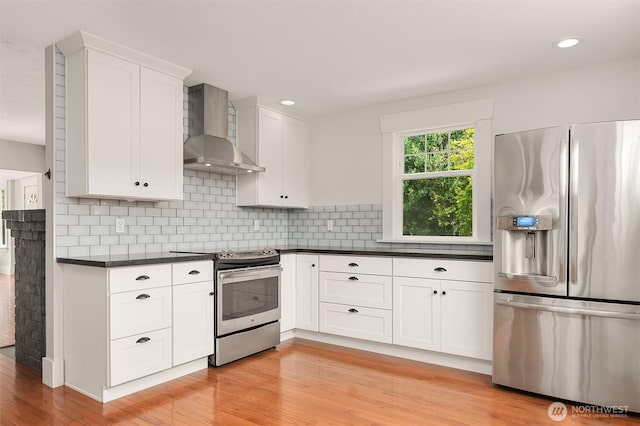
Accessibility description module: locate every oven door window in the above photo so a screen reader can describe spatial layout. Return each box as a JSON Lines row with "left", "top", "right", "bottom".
{"left": 222, "top": 275, "right": 279, "bottom": 320}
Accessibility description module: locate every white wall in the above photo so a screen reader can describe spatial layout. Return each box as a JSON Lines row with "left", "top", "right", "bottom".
{"left": 0, "top": 139, "right": 45, "bottom": 173}
{"left": 310, "top": 57, "right": 640, "bottom": 205}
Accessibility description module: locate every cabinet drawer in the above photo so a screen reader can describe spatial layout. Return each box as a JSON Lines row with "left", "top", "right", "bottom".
{"left": 172, "top": 260, "right": 213, "bottom": 284}
{"left": 319, "top": 272, "right": 392, "bottom": 309}
{"left": 393, "top": 258, "right": 493, "bottom": 282}
{"left": 319, "top": 302, "right": 392, "bottom": 344}
{"left": 109, "top": 286, "right": 171, "bottom": 340}
{"left": 109, "top": 327, "right": 172, "bottom": 386}
{"left": 319, "top": 255, "right": 392, "bottom": 275}
{"left": 109, "top": 264, "right": 171, "bottom": 293}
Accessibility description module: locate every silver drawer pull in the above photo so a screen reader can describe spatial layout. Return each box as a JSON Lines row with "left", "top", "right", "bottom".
{"left": 135, "top": 294, "right": 151, "bottom": 300}
{"left": 348, "top": 308, "right": 359, "bottom": 313}
{"left": 135, "top": 275, "right": 150, "bottom": 281}
{"left": 348, "top": 276, "right": 359, "bottom": 281}
{"left": 348, "top": 262, "right": 359, "bottom": 267}
{"left": 188, "top": 270, "right": 200, "bottom": 275}
{"left": 136, "top": 337, "right": 150, "bottom": 344}
{"left": 434, "top": 267, "right": 447, "bottom": 272}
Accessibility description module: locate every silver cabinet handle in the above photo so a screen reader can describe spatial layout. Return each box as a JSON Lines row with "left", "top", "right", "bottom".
{"left": 136, "top": 337, "right": 151, "bottom": 344}
{"left": 348, "top": 276, "right": 359, "bottom": 281}
{"left": 135, "top": 294, "right": 150, "bottom": 300}
{"left": 496, "top": 300, "right": 640, "bottom": 320}
{"left": 348, "top": 308, "right": 359, "bottom": 313}
{"left": 348, "top": 262, "right": 358, "bottom": 267}
{"left": 497, "top": 272, "right": 557, "bottom": 286}
{"left": 135, "top": 275, "right": 150, "bottom": 281}
{"left": 188, "top": 270, "right": 200, "bottom": 275}
{"left": 434, "top": 267, "right": 447, "bottom": 272}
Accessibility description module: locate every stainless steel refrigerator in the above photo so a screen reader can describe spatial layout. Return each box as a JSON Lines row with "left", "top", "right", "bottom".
{"left": 492, "top": 120, "right": 640, "bottom": 411}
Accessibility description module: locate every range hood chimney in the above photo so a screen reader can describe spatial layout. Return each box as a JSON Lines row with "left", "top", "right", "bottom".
{"left": 183, "top": 84, "right": 265, "bottom": 174}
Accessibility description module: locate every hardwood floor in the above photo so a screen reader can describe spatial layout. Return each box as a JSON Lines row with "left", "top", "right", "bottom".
{"left": 0, "top": 274, "right": 15, "bottom": 348}
{"left": 0, "top": 338, "right": 637, "bottom": 425}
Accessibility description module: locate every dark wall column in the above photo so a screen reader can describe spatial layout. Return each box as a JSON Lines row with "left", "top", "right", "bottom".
{"left": 2, "top": 209, "right": 46, "bottom": 372}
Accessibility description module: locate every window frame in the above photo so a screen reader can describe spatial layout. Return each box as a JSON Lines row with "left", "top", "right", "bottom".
{"left": 380, "top": 98, "right": 493, "bottom": 245}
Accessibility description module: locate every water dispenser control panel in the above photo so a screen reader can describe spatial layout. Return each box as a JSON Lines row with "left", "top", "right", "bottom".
{"left": 497, "top": 215, "right": 553, "bottom": 231}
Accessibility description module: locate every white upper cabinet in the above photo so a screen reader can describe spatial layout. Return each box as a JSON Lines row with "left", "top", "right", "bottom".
{"left": 58, "top": 31, "right": 190, "bottom": 201}
{"left": 236, "top": 101, "right": 310, "bottom": 208}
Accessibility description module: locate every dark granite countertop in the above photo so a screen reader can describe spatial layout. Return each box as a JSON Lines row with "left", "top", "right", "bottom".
{"left": 277, "top": 246, "right": 493, "bottom": 261}
{"left": 57, "top": 252, "right": 215, "bottom": 268}
{"left": 57, "top": 245, "right": 492, "bottom": 267}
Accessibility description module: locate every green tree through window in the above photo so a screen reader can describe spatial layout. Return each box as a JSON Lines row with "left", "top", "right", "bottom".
{"left": 402, "top": 128, "right": 474, "bottom": 237}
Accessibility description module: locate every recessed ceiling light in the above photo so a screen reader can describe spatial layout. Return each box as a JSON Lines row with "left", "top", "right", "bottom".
{"left": 279, "top": 99, "right": 296, "bottom": 106}
{"left": 204, "top": 163, "right": 211, "bottom": 167}
{"left": 555, "top": 37, "right": 581, "bottom": 49}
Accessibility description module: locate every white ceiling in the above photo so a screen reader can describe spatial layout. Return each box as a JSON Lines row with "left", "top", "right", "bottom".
{"left": 1, "top": 0, "right": 639, "bottom": 146}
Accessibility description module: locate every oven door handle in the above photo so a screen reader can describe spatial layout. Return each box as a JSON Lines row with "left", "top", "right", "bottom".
{"left": 218, "top": 266, "right": 283, "bottom": 281}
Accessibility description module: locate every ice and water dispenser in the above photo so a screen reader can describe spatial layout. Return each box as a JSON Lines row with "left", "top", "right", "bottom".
{"left": 494, "top": 214, "right": 565, "bottom": 295}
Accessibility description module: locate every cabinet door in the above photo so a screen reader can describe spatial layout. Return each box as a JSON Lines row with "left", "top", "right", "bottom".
{"left": 257, "top": 107, "right": 284, "bottom": 205}
{"left": 440, "top": 281, "right": 493, "bottom": 360}
{"left": 139, "top": 67, "right": 184, "bottom": 200}
{"left": 282, "top": 116, "right": 309, "bottom": 208}
{"left": 296, "top": 254, "right": 319, "bottom": 331}
{"left": 280, "top": 254, "right": 297, "bottom": 333}
{"left": 86, "top": 49, "right": 140, "bottom": 198}
{"left": 172, "top": 281, "right": 215, "bottom": 366}
{"left": 392, "top": 277, "right": 440, "bottom": 351}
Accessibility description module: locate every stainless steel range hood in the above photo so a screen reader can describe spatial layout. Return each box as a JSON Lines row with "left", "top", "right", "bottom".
{"left": 183, "top": 84, "right": 264, "bottom": 174}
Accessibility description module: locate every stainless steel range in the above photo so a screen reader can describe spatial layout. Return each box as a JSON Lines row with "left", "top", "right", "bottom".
{"left": 214, "top": 248, "right": 281, "bottom": 366}
{"left": 174, "top": 248, "right": 282, "bottom": 366}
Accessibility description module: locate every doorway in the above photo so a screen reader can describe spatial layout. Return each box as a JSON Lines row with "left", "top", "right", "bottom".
{"left": 0, "top": 169, "right": 43, "bottom": 359}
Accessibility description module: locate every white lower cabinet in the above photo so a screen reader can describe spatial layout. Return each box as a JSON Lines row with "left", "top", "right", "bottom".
{"left": 172, "top": 281, "right": 214, "bottom": 366}
{"left": 392, "top": 277, "right": 440, "bottom": 351}
{"left": 393, "top": 259, "right": 494, "bottom": 361}
{"left": 109, "top": 328, "right": 172, "bottom": 386}
{"left": 439, "top": 280, "right": 493, "bottom": 360}
{"left": 279, "top": 254, "right": 297, "bottom": 333}
{"left": 319, "top": 302, "right": 392, "bottom": 344}
{"left": 295, "top": 254, "right": 319, "bottom": 331}
{"left": 63, "top": 260, "right": 214, "bottom": 402}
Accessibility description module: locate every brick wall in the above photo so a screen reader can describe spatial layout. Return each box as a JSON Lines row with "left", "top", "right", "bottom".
{"left": 2, "top": 209, "right": 46, "bottom": 371}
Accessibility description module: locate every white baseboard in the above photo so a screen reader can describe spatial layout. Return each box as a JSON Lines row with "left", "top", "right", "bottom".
{"left": 292, "top": 330, "right": 492, "bottom": 375}
{"left": 65, "top": 358, "right": 208, "bottom": 403}
{"left": 280, "top": 329, "right": 295, "bottom": 342}
{"left": 0, "top": 265, "right": 13, "bottom": 275}
{"left": 42, "top": 357, "right": 65, "bottom": 388}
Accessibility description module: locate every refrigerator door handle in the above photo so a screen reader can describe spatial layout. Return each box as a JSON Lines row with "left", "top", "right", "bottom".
{"left": 496, "top": 300, "right": 640, "bottom": 320}
{"left": 569, "top": 130, "right": 579, "bottom": 289}
{"left": 496, "top": 272, "right": 557, "bottom": 286}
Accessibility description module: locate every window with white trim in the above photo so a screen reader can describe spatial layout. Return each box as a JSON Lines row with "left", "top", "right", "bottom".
{"left": 380, "top": 98, "right": 493, "bottom": 244}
